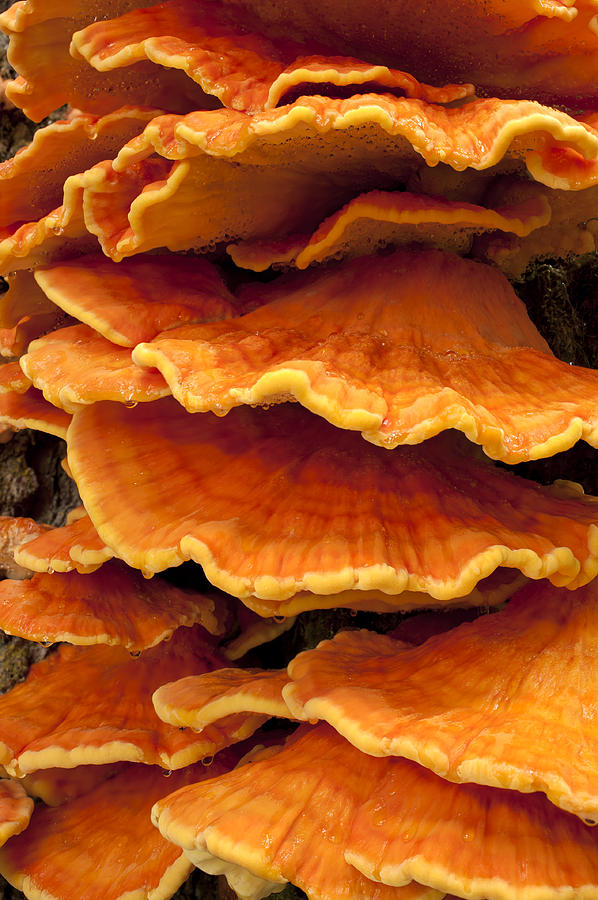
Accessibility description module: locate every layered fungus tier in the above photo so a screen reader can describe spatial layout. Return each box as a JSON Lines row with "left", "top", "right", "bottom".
{"left": 0, "top": 1, "right": 598, "bottom": 899}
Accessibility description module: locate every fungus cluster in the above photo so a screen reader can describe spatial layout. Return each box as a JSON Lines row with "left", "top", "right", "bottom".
{"left": 0, "top": 1, "right": 597, "bottom": 899}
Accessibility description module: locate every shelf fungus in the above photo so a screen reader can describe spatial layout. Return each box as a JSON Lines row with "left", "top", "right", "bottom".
{"left": 12, "top": 510, "right": 113, "bottom": 575}
{"left": 153, "top": 667, "right": 292, "bottom": 730}
{"left": 3, "top": 0, "right": 598, "bottom": 119}
{"left": 0, "top": 271, "right": 61, "bottom": 358}
{"left": 11, "top": 763, "right": 127, "bottom": 807}
{"left": 0, "top": 96, "right": 596, "bottom": 269}
{"left": 283, "top": 579, "right": 598, "bottom": 822}
{"left": 133, "top": 248, "right": 598, "bottom": 461}
{"left": 68, "top": 400, "right": 598, "bottom": 599}
{"left": 345, "top": 749, "right": 598, "bottom": 900}
{"left": 0, "top": 560, "right": 227, "bottom": 651}
{"left": 0, "top": 515, "right": 51, "bottom": 580}
{"left": 33, "top": 254, "right": 238, "bottom": 347}
{"left": 0, "top": 108, "right": 160, "bottom": 234}
{"left": 0, "top": 0, "right": 215, "bottom": 120}
{"left": 151, "top": 609, "right": 515, "bottom": 732}
{"left": 0, "top": 625, "right": 264, "bottom": 776}
{"left": 227, "top": 188, "right": 552, "bottom": 271}
{"left": 0, "top": 363, "right": 30, "bottom": 397}
{"left": 0, "top": 780, "right": 33, "bottom": 847}
{"left": 20, "top": 324, "right": 171, "bottom": 413}
{"left": 115, "top": 96, "right": 598, "bottom": 179}
{"left": 0, "top": 758, "right": 240, "bottom": 900}
{"left": 235, "top": 570, "right": 527, "bottom": 618}
{"left": 153, "top": 724, "right": 441, "bottom": 900}
{"left": 0, "top": 171, "right": 92, "bottom": 275}
{"left": 37, "top": 96, "right": 593, "bottom": 264}
{"left": 152, "top": 611, "right": 513, "bottom": 738}
{"left": 222, "top": 608, "right": 297, "bottom": 661}
{"left": 70, "top": 0, "right": 474, "bottom": 115}
{"left": 471, "top": 174, "right": 598, "bottom": 276}
{"left": 527, "top": 113, "right": 598, "bottom": 192}
{"left": 0, "top": 384, "right": 71, "bottom": 439}
{"left": 2, "top": 0, "right": 598, "bottom": 898}
{"left": 155, "top": 723, "right": 598, "bottom": 900}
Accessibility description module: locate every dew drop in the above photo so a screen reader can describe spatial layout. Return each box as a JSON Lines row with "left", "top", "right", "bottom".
{"left": 125, "top": 400, "right": 138, "bottom": 409}
{"left": 202, "top": 755, "right": 214, "bottom": 767}
{"left": 162, "top": 769, "right": 173, "bottom": 777}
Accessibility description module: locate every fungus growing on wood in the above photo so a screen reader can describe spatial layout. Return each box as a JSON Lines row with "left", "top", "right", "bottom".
{"left": 0, "top": 0, "right": 208, "bottom": 120}
{"left": 33, "top": 254, "right": 238, "bottom": 346}
{"left": 0, "top": 560, "right": 227, "bottom": 650}
{"left": 222, "top": 608, "right": 297, "bottom": 661}
{"left": 70, "top": 0, "right": 473, "bottom": 114}
{"left": 12, "top": 763, "right": 126, "bottom": 807}
{"left": 0, "top": 171, "right": 91, "bottom": 274}
{"left": 67, "top": 400, "right": 598, "bottom": 598}
{"left": 0, "top": 757, "right": 240, "bottom": 900}
{"left": 116, "top": 97, "right": 598, "bottom": 180}
{"left": 0, "top": 272, "right": 59, "bottom": 358}
{"left": 154, "top": 723, "right": 598, "bottom": 900}
{"left": 0, "top": 107, "right": 160, "bottom": 229}
{"left": 345, "top": 745, "right": 598, "bottom": 900}
{"left": 133, "top": 248, "right": 598, "bottom": 461}
{"left": 0, "top": 94, "right": 595, "bottom": 270}
{"left": 0, "top": 625, "right": 263, "bottom": 775}
{"left": 20, "top": 324, "right": 170, "bottom": 413}
{"left": 0, "top": 363, "right": 31, "bottom": 395}
{"left": 0, "top": 386, "right": 71, "bottom": 438}
{"left": 228, "top": 188, "right": 552, "bottom": 271}
{"left": 153, "top": 724, "right": 441, "bottom": 900}
{"left": 472, "top": 175, "right": 598, "bottom": 276}
{"left": 12, "top": 510, "right": 113, "bottom": 575}
{"left": 1, "top": 1, "right": 598, "bottom": 899}
{"left": 0, "top": 780, "right": 33, "bottom": 846}
{"left": 9, "top": 95, "right": 587, "bottom": 266}
{"left": 3, "top": 0, "right": 597, "bottom": 118}
{"left": 153, "top": 667, "right": 292, "bottom": 730}
{"left": 152, "top": 607, "right": 512, "bottom": 732}
{"left": 283, "top": 579, "right": 598, "bottom": 822}
{"left": 0, "top": 515, "right": 50, "bottom": 580}
{"left": 234, "top": 576, "right": 527, "bottom": 617}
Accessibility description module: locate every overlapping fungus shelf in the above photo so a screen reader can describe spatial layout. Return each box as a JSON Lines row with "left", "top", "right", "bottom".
{"left": 0, "top": 559, "right": 227, "bottom": 651}
{"left": 1, "top": 1, "right": 598, "bottom": 899}
{"left": 282, "top": 579, "right": 598, "bottom": 822}
{"left": 0, "top": 625, "right": 264, "bottom": 776}
{"left": 153, "top": 724, "right": 598, "bottom": 900}
{"left": 133, "top": 248, "right": 598, "bottom": 461}
{"left": 0, "top": 757, "right": 241, "bottom": 900}
{"left": 67, "top": 400, "right": 598, "bottom": 599}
